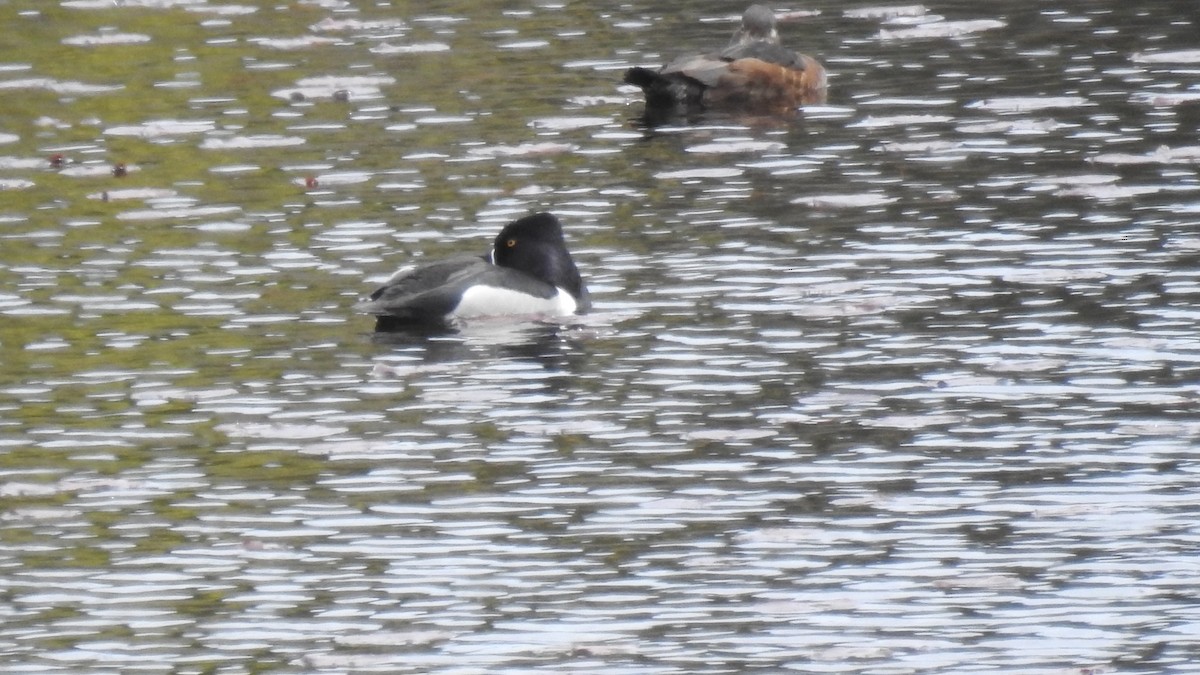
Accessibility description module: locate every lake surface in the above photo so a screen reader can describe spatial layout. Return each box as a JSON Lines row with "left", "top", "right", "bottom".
{"left": 1, "top": 0, "right": 1199, "bottom": 672}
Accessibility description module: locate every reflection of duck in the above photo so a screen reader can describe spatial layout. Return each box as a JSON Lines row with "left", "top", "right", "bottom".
{"left": 358, "top": 213, "right": 589, "bottom": 332}
{"left": 624, "top": 4, "right": 827, "bottom": 121}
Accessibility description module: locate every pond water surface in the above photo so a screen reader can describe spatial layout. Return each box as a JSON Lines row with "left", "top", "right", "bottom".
{"left": 1, "top": 0, "right": 1199, "bottom": 673}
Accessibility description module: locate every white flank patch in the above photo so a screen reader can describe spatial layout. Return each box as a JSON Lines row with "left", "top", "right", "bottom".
{"left": 452, "top": 285, "right": 577, "bottom": 320}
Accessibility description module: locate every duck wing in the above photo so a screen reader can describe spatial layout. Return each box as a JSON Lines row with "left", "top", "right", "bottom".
{"left": 720, "top": 40, "right": 805, "bottom": 69}
{"left": 357, "top": 255, "right": 487, "bottom": 321}
{"left": 357, "top": 255, "right": 565, "bottom": 324}
{"left": 658, "top": 53, "right": 734, "bottom": 89}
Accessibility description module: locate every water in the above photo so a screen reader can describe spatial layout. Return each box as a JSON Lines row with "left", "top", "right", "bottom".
{"left": 2, "top": 0, "right": 1199, "bottom": 673}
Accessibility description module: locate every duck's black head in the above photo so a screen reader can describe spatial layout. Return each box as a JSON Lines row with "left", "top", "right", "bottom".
{"left": 490, "top": 212, "right": 589, "bottom": 309}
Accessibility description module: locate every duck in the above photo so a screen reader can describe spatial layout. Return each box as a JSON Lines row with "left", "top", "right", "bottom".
{"left": 624, "top": 4, "right": 827, "bottom": 122}
{"left": 357, "top": 212, "right": 590, "bottom": 331}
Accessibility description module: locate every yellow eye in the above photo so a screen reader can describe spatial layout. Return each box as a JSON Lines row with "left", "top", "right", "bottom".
{"left": 506, "top": 238, "right": 517, "bottom": 248}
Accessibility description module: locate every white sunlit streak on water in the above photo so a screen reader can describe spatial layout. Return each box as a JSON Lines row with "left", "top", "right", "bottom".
{"left": 12, "top": 211, "right": 1200, "bottom": 673}
{"left": 1, "top": 0, "right": 1200, "bottom": 674}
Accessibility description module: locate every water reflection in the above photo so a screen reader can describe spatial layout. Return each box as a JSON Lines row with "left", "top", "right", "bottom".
{"left": 1, "top": 0, "right": 1199, "bottom": 673}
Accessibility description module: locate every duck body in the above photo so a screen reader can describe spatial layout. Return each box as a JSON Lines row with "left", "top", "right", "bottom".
{"left": 358, "top": 213, "right": 589, "bottom": 331}
{"left": 624, "top": 4, "right": 826, "bottom": 121}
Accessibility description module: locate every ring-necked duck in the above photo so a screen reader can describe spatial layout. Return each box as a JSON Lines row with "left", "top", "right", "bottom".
{"left": 624, "top": 4, "right": 827, "bottom": 121}
{"left": 358, "top": 212, "right": 589, "bottom": 331}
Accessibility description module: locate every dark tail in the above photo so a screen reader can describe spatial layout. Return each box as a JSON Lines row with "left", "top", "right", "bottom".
{"left": 623, "top": 67, "right": 703, "bottom": 110}
{"left": 623, "top": 67, "right": 662, "bottom": 90}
